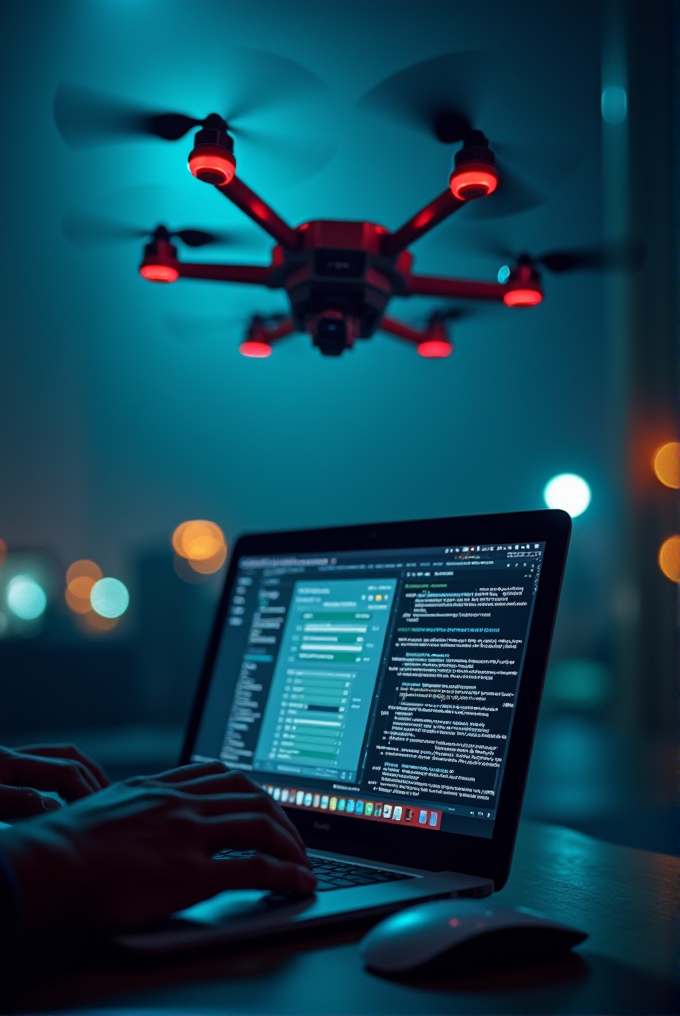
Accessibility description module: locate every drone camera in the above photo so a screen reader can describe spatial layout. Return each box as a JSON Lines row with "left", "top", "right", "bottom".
{"left": 188, "top": 120, "right": 236, "bottom": 186}
{"left": 139, "top": 237, "right": 179, "bottom": 283}
{"left": 311, "top": 310, "right": 358, "bottom": 356}
{"left": 449, "top": 132, "right": 498, "bottom": 201}
{"left": 503, "top": 261, "right": 543, "bottom": 307}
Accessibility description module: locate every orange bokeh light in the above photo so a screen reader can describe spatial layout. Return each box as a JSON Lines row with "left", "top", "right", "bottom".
{"left": 0, "top": 538, "right": 6, "bottom": 567}
{"left": 172, "top": 520, "right": 227, "bottom": 571}
{"left": 658, "top": 536, "right": 680, "bottom": 583}
{"left": 653, "top": 442, "right": 680, "bottom": 489}
{"left": 66, "top": 559, "right": 102, "bottom": 585}
{"left": 188, "top": 542, "right": 228, "bottom": 574}
{"left": 81, "top": 612, "right": 119, "bottom": 633}
{"left": 65, "top": 586, "right": 94, "bottom": 614}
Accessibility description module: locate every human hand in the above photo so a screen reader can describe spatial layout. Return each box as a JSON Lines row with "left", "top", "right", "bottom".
{"left": 0, "top": 743, "right": 110, "bottom": 820}
{"left": 0, "top": 761, "right": 315, "bottom": 935}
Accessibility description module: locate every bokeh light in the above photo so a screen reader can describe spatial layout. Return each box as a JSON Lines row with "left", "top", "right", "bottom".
{"left": 65, "top": 560, "right": 103, "bottom": 615}
{"left": 417, "top": 339, "right": 453, "bottom": 359}
{"left": 240, "top": 340, "right": 272, "bottom": 358}
{"left": 172, "top": 520, "right": 227, "bottom": 577}
{"left": 497, "top": 265, "right": 511, "bottom": 284}
{"left": 658, "top": 536, "right": 680, "bottom": 583}
{"left": 601, "top": 85, "right": 628, "bottom": 124}
{"left": 7, "top": 575, "right": 47, "bottom": 620}
{"left": 90, "top": 577, "right": 130, "bottom": 618}
{"left": 543, "top": 473, "right": 592, "bottom": 517}
{"left": 653, "top": 442, "right": 680, "bottom": 489}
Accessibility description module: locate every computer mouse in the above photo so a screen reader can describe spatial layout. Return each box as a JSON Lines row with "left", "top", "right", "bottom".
{"left": 360, "top": 899, "right": 588, "bottom": 976}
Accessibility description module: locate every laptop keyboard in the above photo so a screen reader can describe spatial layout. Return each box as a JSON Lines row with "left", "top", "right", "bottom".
{"left": 214, "top": 849, "right": 414, "bottom": 892}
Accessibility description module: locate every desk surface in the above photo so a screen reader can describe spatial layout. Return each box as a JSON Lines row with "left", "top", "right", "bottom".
{"left": 4, "top": 822, "right": 678, "bottom": 1015}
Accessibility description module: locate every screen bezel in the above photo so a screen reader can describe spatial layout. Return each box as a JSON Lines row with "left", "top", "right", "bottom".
{"left": 181, "top": 509, "right": 571, "bottom": 891}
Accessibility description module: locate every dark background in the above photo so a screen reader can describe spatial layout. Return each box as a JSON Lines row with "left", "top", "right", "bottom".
{"left": 0, "top": 0, "right": 676, "bottom": 853}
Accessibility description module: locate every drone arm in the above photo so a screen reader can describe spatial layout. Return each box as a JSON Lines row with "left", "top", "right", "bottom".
{"left": 217, "top": 177, "right": 299, "bottom": 250}
{"left": 381, "top": 190, "right": 464, "bottom": 257}
{"left": 407, "top": 274, "right": 505, "bottom": 301}
{"left": 264, "top": 317, "right": 296, "bottom": 343}
{"left": 177, "top": 263, "right": 275, "bottom": 285}
{"left": 380, "top": 316, "right": 426, "bottom": 345}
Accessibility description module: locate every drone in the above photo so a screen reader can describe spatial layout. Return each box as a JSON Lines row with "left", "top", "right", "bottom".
{"left": 56, "top": 55, "right": 642, "bottom": 359}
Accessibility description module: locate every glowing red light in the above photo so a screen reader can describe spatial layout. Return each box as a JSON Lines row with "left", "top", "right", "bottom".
{"left": 239, "top": 340, "right": 272, "bottom": 358}
{"left": 503, "top": 287, "right": 543, "bottom": 307}
{"left": 188, "top": 147, "right": 236, "bottom": 186}
{"left": 417, "top": 339, "right": 453, "bottom": 359}
{"left": 449, "top": 163, "right": 499, "bottom": 201}
{"left": 139, "top": 263, "right": 179, "bottom": 283}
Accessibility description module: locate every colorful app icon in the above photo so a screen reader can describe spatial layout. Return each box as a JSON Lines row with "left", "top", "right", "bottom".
{"left": 338, "top": 799, "right": 346, "bottom": 811}
{"left": 346, "top": 799, "right": 355, "bottom": 813}
{"left": 383, "top": 804, "right": 392, "bottom": 819}
{"left": 355, "top": 800, "right": 364, "bottom": 814}
{"left": 405, "top": 808, "right": 413, "bottom": 822}
{"left": 320, "top": 796, "right": 329, "bottom": 809}
{"left": 313, "top": 794, "right": 321, "bottom": 808}
{"left": 303, "top": 792, "right": 313, "bottom": 807}
{"left": 374, "top": 804, "right": 382, "bottom": 817}
{"left": 365, "top": 802, "right": 374, "bottom": 816}
{"left": 419, "top": 810, "right": 428, "bottom": 824}
{"left": 273, "top": 787, "right": 281, "bottom": 801}
{"left": 329, "top": 797, "right": 338, "bottom": 811}
{"left": 429, "top": 811, "right": 438, "bottom": 827}
{"left": 296, "top": 790, "right": 305, "bottom": 806}
{"left": 392, "top": 806, "right": 403, "bottom": 821}
{"left": 281, "top": 789, "right": 290, "bottom": 802}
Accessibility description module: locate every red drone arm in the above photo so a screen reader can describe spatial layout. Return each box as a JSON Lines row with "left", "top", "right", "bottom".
{"left": 261, "top": 317, "right": 296, "bottom": 342}
{"left": 380, "top": 316, "right": 426, "bottom": 344}
{"left": 177, "top": 263, "right": 274, "bottom": 285}
{"left": 381, "top": 190, "right": 465, "bottom": 257}
{"left": 407, "top": 273, "right": 506, "bottom": 301}
{"left": 217, "top": 176, "right": 299, "bottom": 251}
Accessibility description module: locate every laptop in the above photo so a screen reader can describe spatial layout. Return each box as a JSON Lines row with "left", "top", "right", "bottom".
{"left": 117, "top": 509, "right": 570, "bottom": 954}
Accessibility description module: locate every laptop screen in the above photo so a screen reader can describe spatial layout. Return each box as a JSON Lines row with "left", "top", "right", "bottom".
{"left": 191, "top": 539, "right": 546, "bottom": 841}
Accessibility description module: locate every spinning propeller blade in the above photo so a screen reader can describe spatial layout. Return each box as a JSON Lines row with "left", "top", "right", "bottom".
{"left": 356, "top": 51, "right": 585, "bottom": 219}
{"left": 470, "top": 235, "right": 646, "bottom": 274}
{"left": 62, "top": 211, "right": 252, "bottom": 249}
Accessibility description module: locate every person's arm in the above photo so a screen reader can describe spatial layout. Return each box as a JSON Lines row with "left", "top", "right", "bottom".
{"left": 0, "top": 761, "right": 315, "bottom": 938}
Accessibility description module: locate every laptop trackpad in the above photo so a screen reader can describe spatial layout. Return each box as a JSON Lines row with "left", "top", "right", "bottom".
{"left": 177, "top": 889, "right": 316, "bottom": 927}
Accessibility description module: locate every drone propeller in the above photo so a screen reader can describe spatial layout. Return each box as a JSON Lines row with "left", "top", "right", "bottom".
{"left": 54, "top": 51, "right": 337, "bottom": 183}
{"left": 478, "top": 235, "right": 646, "bottom": 274}
{"left": 356, "top": 51, "right": 583, "bottom": 219}
{"left": 62, "top": 210, "right": 256, "bottom": 250}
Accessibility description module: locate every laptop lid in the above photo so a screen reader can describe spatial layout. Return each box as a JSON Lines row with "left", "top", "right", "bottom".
{"left": 182, "top": 509, "right": 570, "bottom": 892}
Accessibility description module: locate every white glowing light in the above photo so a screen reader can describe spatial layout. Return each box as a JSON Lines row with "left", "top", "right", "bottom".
{"left": 6, "top": 576, "right": 48, "bottom": 620}
{"left": 497, "top": 265, "right": 511, "bottom": 284}
{"left": 543, "top": 474, "right": 592, "bottom": 517}
{"left": 90, "top": 577, "right": 129, "bottom": 618}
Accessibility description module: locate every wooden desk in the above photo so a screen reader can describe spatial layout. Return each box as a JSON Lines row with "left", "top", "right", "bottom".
{"left": 3, "top": 822, "right": 678, "bottom": 1015}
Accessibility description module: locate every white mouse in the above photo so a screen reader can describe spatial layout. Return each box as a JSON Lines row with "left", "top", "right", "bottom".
{"left": 360, "top": 899, "right": 588, "bottom": 975}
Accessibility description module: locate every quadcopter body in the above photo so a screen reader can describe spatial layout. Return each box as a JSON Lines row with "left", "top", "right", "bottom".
{"left": 57, "top": 57, "right": 639, "bottom": 358}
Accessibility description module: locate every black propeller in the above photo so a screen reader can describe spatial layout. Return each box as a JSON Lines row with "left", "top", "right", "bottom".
{"left": 478, "top": 235, "right": 646, "bottom": 274}
{"left": 356, "top": 51, "right": 583, "bottom": 219}
{"left": 62, "top": 211, "right": 256, "bottom": 250}
{"left": 54, "top": 50, "right": 337, "bottom": 183}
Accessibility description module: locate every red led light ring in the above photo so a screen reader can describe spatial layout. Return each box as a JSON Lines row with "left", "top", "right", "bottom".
{"left": 239, "top": 340, "right": 272, "bottom": 358}
{"left": 449, "top": 162, "right": 499, "bottom": 201}
{"left": 503, "top": 288, "right": 543, "bottom": 307}
{"left": 139, "top": 261, "right": 179, "bottom": 283}
{"left": 188, "top": 146, "right": 236, "bottom": 185}
{"left": 417, "top": 339, "right": 453, "bottom": 359}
